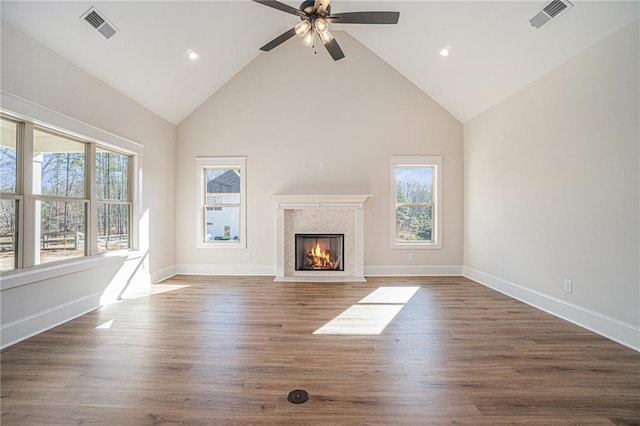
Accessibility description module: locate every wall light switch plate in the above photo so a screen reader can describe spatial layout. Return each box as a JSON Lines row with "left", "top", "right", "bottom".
{"left": 564, "top": 279, "right": 572, "bottom": 293}
{"left": 319, "top": 161, "right": 325, "bottom": 170}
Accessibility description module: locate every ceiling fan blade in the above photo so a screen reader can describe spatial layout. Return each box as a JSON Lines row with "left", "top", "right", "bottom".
{"left": 252, "top": 0, "right": 305, "bottom": 17}
{"left": 329, "top": 11, "right": 400, "bottom": 24}
{"left": 314, "top": 0, "right": 331, "bottom": 14}
{"left": 324, "top": 38, "right": 345, "bottom": 61}
{"left": 260, "top": 27, "right": 297, "bottom": 51}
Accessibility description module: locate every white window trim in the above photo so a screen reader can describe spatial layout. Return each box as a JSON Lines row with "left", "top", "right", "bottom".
{"left": 0, "top": 107, "right": 139, "bottom": 273}
{"left": 390, "top": 155, "right": 442, "bottom": 250}
{"left": 195, "top": 156, "right": 247, "bottom": 249}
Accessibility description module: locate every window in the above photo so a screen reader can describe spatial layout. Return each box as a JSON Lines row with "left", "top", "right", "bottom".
{"left": 34, "top": 129, "right": 87, "bottom": 264}
{"left": 96, "top": 148, "right": 130, "bottom": 253}
{"left": 390, "top": 156, "right": 442, "bottom": 249}
{"left": 0, "top": 118, "right": 19, "bottom": 271}
{"left": 196, "top": 157, "right": 246, "bottom": 248}
{"left": 0, "top": 113, "right": 135, "bottom": 272}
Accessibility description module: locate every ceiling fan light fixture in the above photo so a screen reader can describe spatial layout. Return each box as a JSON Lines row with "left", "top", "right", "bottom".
{"left": 314, "top": 17, "right": 329, "bottom": 33}
{"left": 319, "top": 28, "right": 334, "bottom": 45}
{"left": 295, "top": 20, "right": 312, "bottom": 37}
{"left": 303, "top": 30, "right": 315, "bottom": 46}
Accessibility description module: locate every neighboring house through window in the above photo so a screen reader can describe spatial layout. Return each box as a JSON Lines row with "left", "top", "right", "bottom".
{"left": 196, "top": 157, "right": 246, "bottom": 248}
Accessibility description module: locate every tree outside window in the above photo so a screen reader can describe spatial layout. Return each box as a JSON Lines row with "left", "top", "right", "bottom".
{"left": 395, "top": 167, "right": 433, "bottom": 242}
{"left": 33, "top": 129, "right": 87, "bottom": 264}
{"left": 96, "top": 148, "right": 130, "bottom": 253}
{"left": 1, "top": 114, "right": 137, "bottom": 271}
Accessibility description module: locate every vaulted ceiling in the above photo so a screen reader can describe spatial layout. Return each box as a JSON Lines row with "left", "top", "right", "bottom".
{"left": 1, "top": 1, "right": 638, "bottom": 125}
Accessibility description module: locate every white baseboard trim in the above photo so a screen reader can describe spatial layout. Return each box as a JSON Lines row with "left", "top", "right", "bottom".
{"left": 152, "top": 265, "right": 177, "bottom": 283}
{"left": 1, "top": 292, "right": 102, "bottom": 349}
{"left": 463, "top": 266, "right": 640, "bottom": 352}
{"left": 175, "top": 264, "right": 276, "bottom": 276}
{"left": 365, "top": 265, "right": 463, "bottom": 276}
{"left": 174, "top": 264, "right": 463, "bottom": 278}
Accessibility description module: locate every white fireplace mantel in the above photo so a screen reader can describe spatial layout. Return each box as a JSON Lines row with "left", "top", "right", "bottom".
{"left": 272, "top": 194, "right": 371, "bottom": 210}
{"left": 273, "top": 194, "right": 371, "bottom": 282}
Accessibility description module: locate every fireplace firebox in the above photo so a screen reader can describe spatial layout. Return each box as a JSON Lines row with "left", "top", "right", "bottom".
{"left": 295, "top": 234, "right": 344, "bottom": 271}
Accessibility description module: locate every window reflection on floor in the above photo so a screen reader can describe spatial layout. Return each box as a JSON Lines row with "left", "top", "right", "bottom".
{"left": 120, "top": 284, "right": 190, "bottom": 300}
{"left": 314, "top": 286, "right": 420, "bottom": 335}
{"left": 95, "top": 319, "right": 114, "bottom": 329}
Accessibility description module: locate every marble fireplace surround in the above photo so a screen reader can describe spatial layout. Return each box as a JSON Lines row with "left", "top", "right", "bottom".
{"left": 273, "top": 194, "right": 371, "bottom": 282}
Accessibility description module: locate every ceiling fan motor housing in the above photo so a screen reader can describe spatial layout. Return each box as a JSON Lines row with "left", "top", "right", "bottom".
{"left": 300, "top": 0, "right": 330, "bottom": 16}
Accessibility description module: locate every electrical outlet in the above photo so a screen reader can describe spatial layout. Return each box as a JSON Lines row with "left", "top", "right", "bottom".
{"left": 245, "top": 253, "right": 251, "bottom": 262}
{"left": 564, "top": 279, "right": 573, "bottom": 293}
{"left": 319, "top": 161, "right": 325, "bottom": 170}
{"left": 366, "top": 210, "right": 372, "bottom": 218}
{"left": 408, "top": 253, "right": 415, "bottom": 261}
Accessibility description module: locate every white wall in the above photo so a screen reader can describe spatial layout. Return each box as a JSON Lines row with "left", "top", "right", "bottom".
{"left": 0, "top": 22, "right": 177, "bottom": 347}
{"left": 463, "top": 21, "right": 639, "bottom": 349}
{"left": 176, "top": 32, "right": 463, "bottom": 276}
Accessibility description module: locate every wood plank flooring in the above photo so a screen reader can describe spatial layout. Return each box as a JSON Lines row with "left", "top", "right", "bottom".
{"left": 2, "top": 276, "right": 639, "bottom": 425}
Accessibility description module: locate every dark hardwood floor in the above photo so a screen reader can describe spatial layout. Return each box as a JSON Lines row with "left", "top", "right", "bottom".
{"left": 2, "top": 276, "right": 639, "bottom": 425}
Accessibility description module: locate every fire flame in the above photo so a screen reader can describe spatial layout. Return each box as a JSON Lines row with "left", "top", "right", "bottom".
{"left": 310, "top": 242, "right": 331, "bottom": 268}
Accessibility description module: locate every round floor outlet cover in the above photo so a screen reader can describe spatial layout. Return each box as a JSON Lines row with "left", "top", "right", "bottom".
{"left": 287, "top": 389, "right": 309, "bottom": 404}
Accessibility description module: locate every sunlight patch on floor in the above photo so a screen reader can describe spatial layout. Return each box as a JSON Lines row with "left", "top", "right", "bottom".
{"left": 95, "top": 319, "right": 114, "bottom": 329}
{"left": 357, "top": 286, "right": 420, "bottom": 304}
{"left": 314, "top": 286, "right": 420, "bottom": 335}
{"left": 313, "top": 304, "right": 404, "bottom": 335}
{"left": 120, "top": 284, "right": 190, "bottom": 300}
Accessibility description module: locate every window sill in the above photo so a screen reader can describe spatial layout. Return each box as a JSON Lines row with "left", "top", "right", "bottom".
{"left": 392, "top": 242, "right": 442, "bottom": 250}
{"left": 196, "top": 241, "right": 246, "bottom": 249}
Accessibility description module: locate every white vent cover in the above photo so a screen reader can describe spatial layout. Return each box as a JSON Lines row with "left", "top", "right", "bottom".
{"left": 530, "top": 0, "right": 573, "bottom": 29}
{"left": 81, "top": 7, "right": 118, "bottom": 39}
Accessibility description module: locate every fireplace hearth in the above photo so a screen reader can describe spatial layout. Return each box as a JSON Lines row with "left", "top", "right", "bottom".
{"left": 295, "top": 234, "right": 344, "bottom": 271}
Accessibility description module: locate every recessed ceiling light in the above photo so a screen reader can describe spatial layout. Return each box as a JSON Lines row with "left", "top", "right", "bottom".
{"left": 439, "top": 46, "right": 451, "bottom": 57}
{"left": 187, "top": 49, "right": 199, "bottom": 61}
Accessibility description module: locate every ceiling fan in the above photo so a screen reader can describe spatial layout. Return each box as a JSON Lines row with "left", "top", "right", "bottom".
{"left": 252, "top": 0, "right": 400, "bottom": 61}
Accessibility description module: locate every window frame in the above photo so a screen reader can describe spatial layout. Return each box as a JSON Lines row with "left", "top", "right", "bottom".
{"left": 32, "top": 127, "right": 90, "bottom": 265}
{"left": 390, "top": 155, "right": 442, "bottom": 250}
{"left": 0, "top": 117, "right": 22, "bottom": 270}
{"left": 95, "top": 146, "right": 133, "bottom": 254}
{"left": 0, "top": 111, "right": 137, "bottom": 273}
{"left": 195, "top": 156, "right": 247, "bottom": 249}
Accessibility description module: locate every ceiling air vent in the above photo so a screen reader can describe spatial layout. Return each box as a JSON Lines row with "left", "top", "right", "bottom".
{"left": 81, "top": 7, "right": 118, "bottom": 39}
{"left": 529, "top": 0, "right": 573, "bottom": 29}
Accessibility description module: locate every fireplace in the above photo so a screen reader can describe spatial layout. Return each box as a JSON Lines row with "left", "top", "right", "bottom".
{"left": 272, "top": 194, "right": 370, "bottom": 282}
{"left": 295, "top": 234, "right": 344, "bottom": 271}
